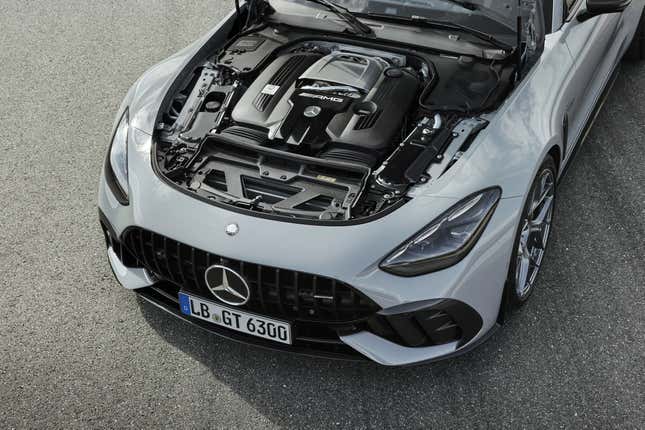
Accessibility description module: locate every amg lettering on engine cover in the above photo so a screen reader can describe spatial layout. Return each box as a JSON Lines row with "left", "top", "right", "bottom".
{"left": 299, "top": 93, "right": 345, "bottom": 103}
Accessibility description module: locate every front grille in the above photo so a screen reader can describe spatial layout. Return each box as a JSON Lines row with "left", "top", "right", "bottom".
{"left": 120, "top": 228, "right": 380, "bottom": 350}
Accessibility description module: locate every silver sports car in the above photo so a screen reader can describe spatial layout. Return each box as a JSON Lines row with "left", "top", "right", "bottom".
{"left": 99, "top": 0, "right": 645, "bottom": 365}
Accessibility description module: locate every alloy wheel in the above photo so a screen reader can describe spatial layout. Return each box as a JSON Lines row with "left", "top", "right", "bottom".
{"left": 515, "top": 169, "right": 555, "bottom": 300}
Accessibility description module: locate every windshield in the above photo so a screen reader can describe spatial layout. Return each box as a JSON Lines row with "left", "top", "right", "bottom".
{"left": 270, "top": 0, "right": 520, "bottom": 32}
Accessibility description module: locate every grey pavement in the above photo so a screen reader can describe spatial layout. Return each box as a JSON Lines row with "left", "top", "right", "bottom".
{"left": 0, "top": 1, "right": 643, "bottom": 428}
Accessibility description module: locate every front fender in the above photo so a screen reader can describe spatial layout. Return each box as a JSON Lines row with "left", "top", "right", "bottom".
{"left": 415, "top": 33, "right": 572, "bottom": 202}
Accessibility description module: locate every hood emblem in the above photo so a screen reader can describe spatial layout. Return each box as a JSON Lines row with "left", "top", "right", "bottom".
{"left": 205, "top": 265, "right": 250, "bottom": 306}
{"left": 304, "top": 105, "right": 322, "bottom": 118}
{"left": 225, "top": 223, "right": 239, "bottom": 236}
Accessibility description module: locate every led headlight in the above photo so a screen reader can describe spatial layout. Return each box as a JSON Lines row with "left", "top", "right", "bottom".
{"left": 105, "top": 109, "right": 129, "bottom": 203}
{"left": 381, "top": 188, "right": 501, "bottom": 276}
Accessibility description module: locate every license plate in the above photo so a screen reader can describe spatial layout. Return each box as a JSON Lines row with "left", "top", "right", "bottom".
{"left": 178, "top": 292, "right": 292, "bottom": 345}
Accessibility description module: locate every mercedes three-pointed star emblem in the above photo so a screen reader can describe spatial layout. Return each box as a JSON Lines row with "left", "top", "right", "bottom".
{"left": 204, "top": 265, "right": 250, "bottom": 306}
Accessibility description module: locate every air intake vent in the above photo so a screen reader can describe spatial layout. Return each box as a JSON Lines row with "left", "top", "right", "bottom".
{"left": 367, "top": 299, "right": 483, "bottom": 348}
{"left": 321, "top": 148, "right": 377, "bottom": 167}
{"left": 221, "top": 126, "right": 268, "bottom": 145}
{"left": 354, "top": 78, "right": 397, "bottom": 130}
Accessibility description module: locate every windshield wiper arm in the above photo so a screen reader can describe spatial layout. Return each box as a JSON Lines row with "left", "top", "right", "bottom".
{"left": 304, "top": 0, "right": 373, "bottom": 35}
{"left": 358, "top": 13, "right": 512, "bottom": 52}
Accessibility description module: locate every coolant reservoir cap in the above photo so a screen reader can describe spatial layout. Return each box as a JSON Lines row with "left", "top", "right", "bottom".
{"left": 205, "top": 101, "right": 222, "bottom": 112}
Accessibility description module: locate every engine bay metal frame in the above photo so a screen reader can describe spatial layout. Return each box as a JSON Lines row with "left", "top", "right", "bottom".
{"left": 184, "top": 134, "right": 371, "bottom": 220}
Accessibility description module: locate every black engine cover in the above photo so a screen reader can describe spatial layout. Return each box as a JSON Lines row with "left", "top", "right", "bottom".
{"left": 231, "top": 50, "right": 420, "bottom": 166}
{"left": 325, "top": 68, "right": 419, "bottom": 152}
{"left": 279, "top": 90, "right": 354, "bottom": 148}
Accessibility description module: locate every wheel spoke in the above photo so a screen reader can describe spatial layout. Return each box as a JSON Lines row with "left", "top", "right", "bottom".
{"left": 532, "top": 195, "right": 554, "bottom": 225}
{"left": 529, "top": 251, "right": 542, "bottom": 269}
{"left": 531, "top": 185, "right": 553, "bottom": 217}
{"left": 517, "top": 255, "right": 530, "bottom": 295}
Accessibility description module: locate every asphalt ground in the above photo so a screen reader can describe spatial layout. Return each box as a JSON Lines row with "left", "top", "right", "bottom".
{"left": 0, "top": 1, "right": 644, "bottom": 428}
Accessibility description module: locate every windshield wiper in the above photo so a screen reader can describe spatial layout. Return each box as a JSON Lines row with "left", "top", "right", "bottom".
{"left": 358, "top": 12, "right": 513, "bottom": 52}
{"left": 304, "top": 0, "right": 373, "bottom": 36}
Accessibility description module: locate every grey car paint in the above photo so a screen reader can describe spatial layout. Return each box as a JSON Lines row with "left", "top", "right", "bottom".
{"left": 99, "top": 1, "right": 644, "bottom": 365}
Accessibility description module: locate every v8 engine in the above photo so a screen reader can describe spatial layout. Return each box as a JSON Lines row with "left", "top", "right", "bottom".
{"left": 232, "top": 48, "right": 420, "bottom": 166}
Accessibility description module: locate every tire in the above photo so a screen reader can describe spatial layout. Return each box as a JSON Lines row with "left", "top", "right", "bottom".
{"left": 504, "top": 155, "right": 557, "bottom": 308}
{"left": 625, "top": 8, "right": 645, "bottom": 61}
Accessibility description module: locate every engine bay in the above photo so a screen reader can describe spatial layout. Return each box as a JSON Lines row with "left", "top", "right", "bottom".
{"left": 154, "top": 25, "right": 516, "bottom": 222}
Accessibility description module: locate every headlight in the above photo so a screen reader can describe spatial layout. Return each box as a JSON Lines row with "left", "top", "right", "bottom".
{"left": 380, "top": 188, "right": 501, "bottom": 276}
{"left": 105, "top": 109, "right": 129, "bottom": 203}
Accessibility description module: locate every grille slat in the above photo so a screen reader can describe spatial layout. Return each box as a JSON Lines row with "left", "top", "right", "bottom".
{"left": 294, "top": 272, "right": 300, "bottom": 316}
{"left": 176, "top": 241, "right": 186, "bottom": 285}
{"left": 122, "top": 228, "right": 380, "bottom": 324}
{"left": 332, "top": 279, "right": 339, "bottom": 321}
{"left": 190, "top": 247, "right": 200, "bottom": 286}
{"left": 312, "top": 275, "right": 320, "bottom": 318}
{"left": 138, "top": 231, "right": 152, "bottom": 271}
{"left": 275, "top": 268, "right": 284, "bottom": 315}
{"left": 149, "top": 233, "right": 164, "bottom": 278}
{"left": 257, "top": 264, "right": 266, "bottom": 311}
{"left": 162, "top": 236, "right": 172, "bottom": 281}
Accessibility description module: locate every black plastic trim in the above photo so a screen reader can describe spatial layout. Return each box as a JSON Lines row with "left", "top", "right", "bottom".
{"left": 98, "top": 209, "right": 118, "bottom": 244}
{"left": 559, "top": 64, "right": 621, "bottom": 181}
{"left": 369, "top": 298, "right": 483, "bottom": 348}
{"left": 402, "top": 322, "right": 500, "bottom": 367}
{"left": 151, "top": 146, "right": 409, "bottom": 225}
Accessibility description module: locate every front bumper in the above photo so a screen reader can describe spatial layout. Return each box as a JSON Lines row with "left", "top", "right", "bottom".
{"left": 101, "top": 214, "right": 491, "bottom": 364}
{"left": 98, "top": 128, "right": 523, "bottom": 365}
{"left": 134, "top": 281, "right": 499, "bottom": 365}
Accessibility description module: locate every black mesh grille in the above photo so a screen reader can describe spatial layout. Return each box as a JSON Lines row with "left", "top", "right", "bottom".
{"left": 120, "top": 228, "right": 380, "bottom": 325}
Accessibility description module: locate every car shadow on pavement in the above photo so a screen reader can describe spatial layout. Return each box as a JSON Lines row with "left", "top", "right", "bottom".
{"left": 136, "top": 295, "right": 507, "bottom": 427}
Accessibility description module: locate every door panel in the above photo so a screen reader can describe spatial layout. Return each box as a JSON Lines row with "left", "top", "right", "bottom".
{"left": 561, "top": 12, "right": 625, "bottom": 160}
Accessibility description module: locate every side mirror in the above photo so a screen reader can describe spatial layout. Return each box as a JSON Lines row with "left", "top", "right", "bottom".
{"left": 578, "top": 0, "right": 631, "bottom": 21}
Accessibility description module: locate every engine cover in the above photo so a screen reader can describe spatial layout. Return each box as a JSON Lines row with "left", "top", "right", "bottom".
{"left": 231, "top": 49, "right": 420, "bottom": 165}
